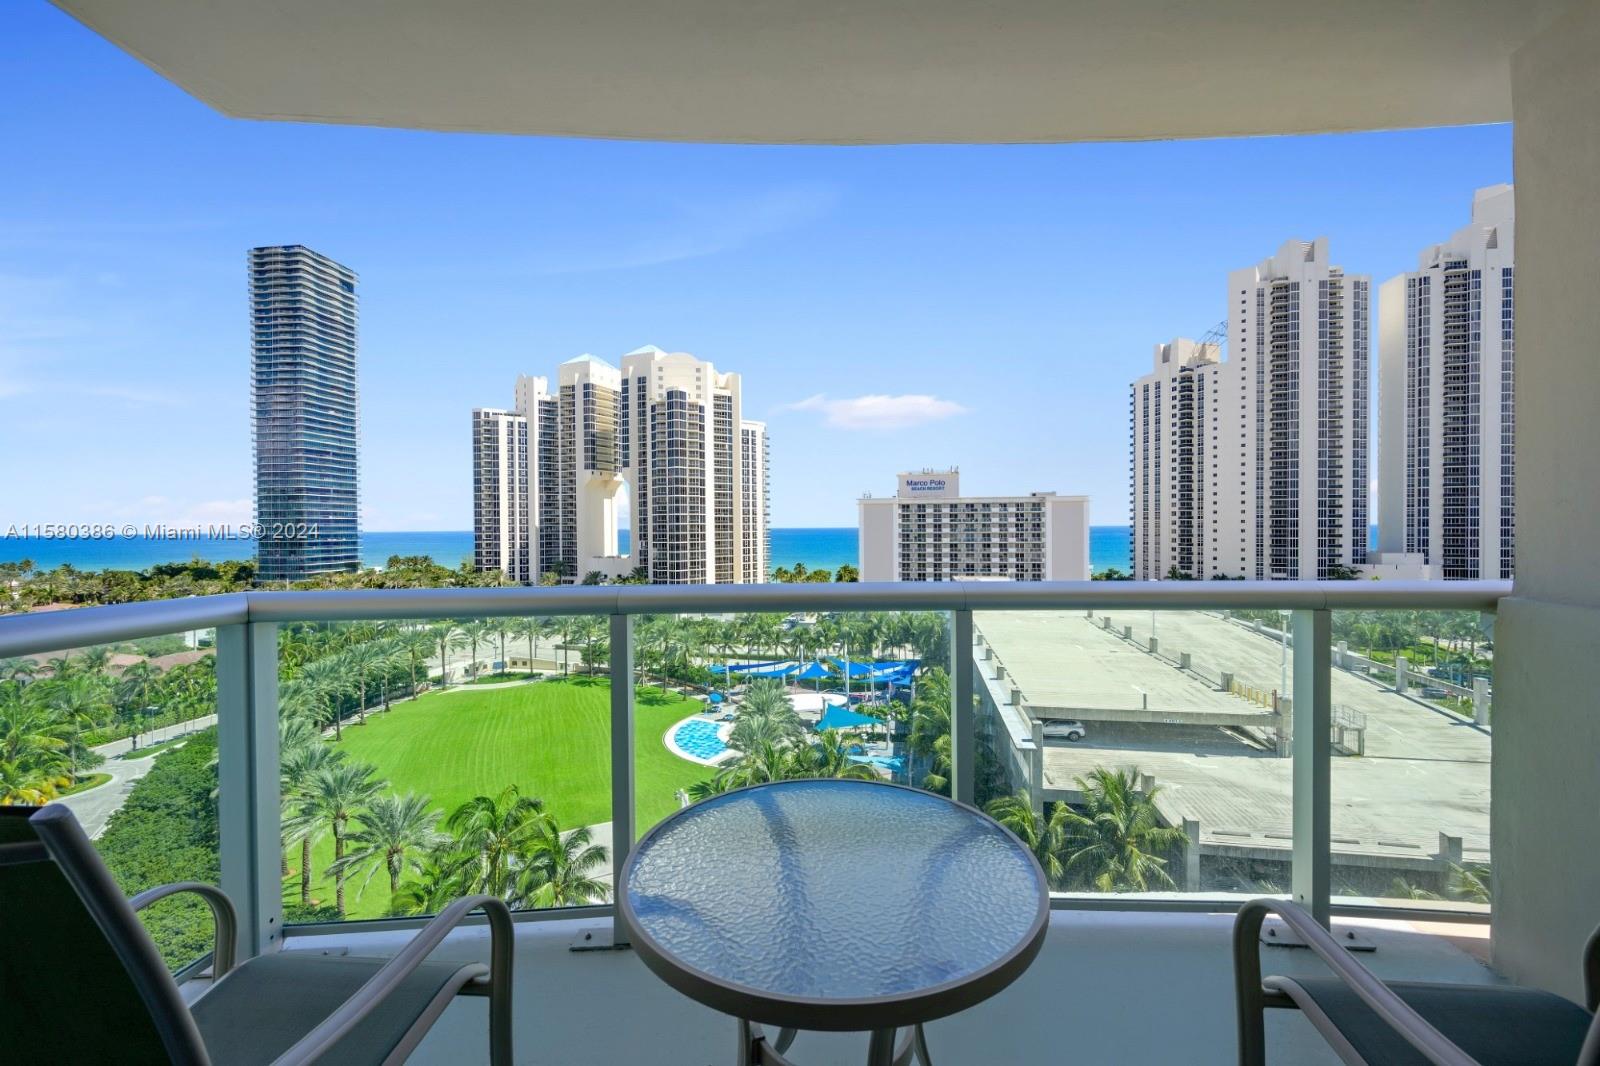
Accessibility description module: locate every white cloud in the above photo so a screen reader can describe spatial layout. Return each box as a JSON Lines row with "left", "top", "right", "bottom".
{"left": 782, "top": 393, "right": 968, "bottom": 431}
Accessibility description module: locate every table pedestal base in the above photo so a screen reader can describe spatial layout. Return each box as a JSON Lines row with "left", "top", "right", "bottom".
{"left": 739, "top": 1020, "right": 932, "bottom": 1066}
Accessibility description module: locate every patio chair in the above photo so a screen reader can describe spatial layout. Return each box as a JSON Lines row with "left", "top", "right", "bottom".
{"left": 1233, "top": 898, "right": 1600, "bottom": 1066}
{"left": 0, "top": 804, "right": 513, "bottom": 1065}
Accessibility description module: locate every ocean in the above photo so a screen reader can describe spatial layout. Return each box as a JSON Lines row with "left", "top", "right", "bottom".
{"left": 1, "top": 526, "right": 1140, "bottom": 576}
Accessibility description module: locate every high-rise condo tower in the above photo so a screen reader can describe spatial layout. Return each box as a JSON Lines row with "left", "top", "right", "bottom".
{"left": 472, "top": 347, "right": 769, "bottom": 584}
{"left": 1377, "top": 185, "right": 1516, "bottom": 580}
{"left": 249, "top": 245, "right": 361, "bottom": 581}
{"left": 1130, "top": 239, "right": 1369, "bottom": 580}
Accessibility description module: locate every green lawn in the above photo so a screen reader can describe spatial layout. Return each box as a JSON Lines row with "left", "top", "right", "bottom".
{"left": 285, "top": 676, "right": 713, "bottom": 919}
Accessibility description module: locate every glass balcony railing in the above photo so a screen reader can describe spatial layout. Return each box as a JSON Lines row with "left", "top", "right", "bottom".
{"left": 0, "top": 579, "right": 1507, "bottom": 974}
{"left": 0, "top": 625, "right": 221, "bottom": 972}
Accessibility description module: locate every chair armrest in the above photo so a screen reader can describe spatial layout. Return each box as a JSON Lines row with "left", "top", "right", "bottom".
{"left": 130, "top": 881, "right": 239, "bottom": 978}
{"left": 1233, "top": 898, "right": 1478, "bottom": 1066}
{"left": 271, "top": 894, "right": 514, "bottom": 1066}
{"left": 1584, "top": 923, "right": 1600, "bottom": 1013}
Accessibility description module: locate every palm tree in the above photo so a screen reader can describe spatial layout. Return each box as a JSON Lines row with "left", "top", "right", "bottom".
{"left": 1449, "top": 862, "right": 1491, "bottom": 905}
{"left": 552, "top": 617, "right": 576, "bottom": 676}
{"left": 432, "top": 622, "right": 461, "bottom": 687}
{"left": 326, "top": 793, "right": 444, "bottom": 904}
{"left": 508, "top": 617, "right": 543, "bottom": 675}
{"left": 575, "top": 617, "right": 609, "bottom": 676}
{"left": 455, "top": 620, "right": 495, "bottom": 681}
{"left": 0, "top": 689, "right": 75, "bottom": 803}
{"left": 985, "top": 790, "right": 1069, "bottom": 886}
{"left": 279, "top": 719, "right": 342, "bottom": 905}
{"left": 116, "top": 660, "right": 163, "bottom": 748}
{"left": 727, "top": 679, "right": 804, "bottom": 752}
{"left": 391, "top": 846, "right": 474, "bottom": 916}
{"left": 907, "top": 668, "right": 952, "bottom": 792}
{"left": 342, "top": 642, "right": 384, "bottom": 725}
{"left": 788, "top": 730, "right": 879, "bottom": 781}
{"left": 520, "top": 818, "right": 610, "bottom": 907}
{"left": 297, "top": 760, "right": 385, "bottom": 914}
{"left": 1056, "top": 767, "right": 1187, "bottom": 892}
{"left": 389, "top": 627, "right": 433, "bottom": 698}
{"left": 298, "top": 656, "right": 352, "bottom": 741}
{"left": 46, "top": 675, "right": 113, "bottom": 779}
{"left": 444, "top": 786, "right": 548, "bottom": 900}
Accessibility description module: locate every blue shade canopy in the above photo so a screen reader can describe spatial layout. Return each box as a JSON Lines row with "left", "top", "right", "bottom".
{"left": 793, "top": 660, "right": 832, "bottom": 680}
{"left": 710, "top": 660, "right": 798, "bottom": 678}
{"left": 827, "top": 658, "right": 919, "bottom": 683}
{"left": 815, "top": 704, "right": 881, "bottom": 732}
{"left": 622, "top": 780, "right": 1045, "bottom": 1004}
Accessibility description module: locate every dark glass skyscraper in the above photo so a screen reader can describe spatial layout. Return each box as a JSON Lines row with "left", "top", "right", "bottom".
{"left": 249, "top": 245, "right": 361, "bottom": 581}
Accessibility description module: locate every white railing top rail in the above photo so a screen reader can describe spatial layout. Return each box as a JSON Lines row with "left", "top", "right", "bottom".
{"left": 0, "top": 580, "right": 1511, "bottom": 660}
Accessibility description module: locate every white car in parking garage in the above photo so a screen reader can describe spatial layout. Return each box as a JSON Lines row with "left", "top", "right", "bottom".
{"left": 1041, "top": 719, "right": 1087, "bottom": 742}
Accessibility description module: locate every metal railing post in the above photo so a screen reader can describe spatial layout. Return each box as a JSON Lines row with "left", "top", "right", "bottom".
{"left": 1291, "top": 608, "right": 1332, "bottom": 927}
{"left": 609, "top": 612, "right": 635, "bottom": 942}
{"left": 217, "top": 621, "right": 282, "bottom": 959}
{"left": 950, "top": 610, "right": 975, "bottom": 805}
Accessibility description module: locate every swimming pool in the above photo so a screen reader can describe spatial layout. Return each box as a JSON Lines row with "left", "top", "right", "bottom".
{"left": 670, "top": 717, "right": 731, "bottom": 763}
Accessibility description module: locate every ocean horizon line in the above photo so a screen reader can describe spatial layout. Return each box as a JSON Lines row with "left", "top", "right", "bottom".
{"left": 2, "top": 525, "right": 1141, "bottom": 576}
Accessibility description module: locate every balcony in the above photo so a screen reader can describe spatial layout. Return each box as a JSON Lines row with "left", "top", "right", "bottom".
{"left": 0, "top": 581, "right": 1510, "bottom": 1063}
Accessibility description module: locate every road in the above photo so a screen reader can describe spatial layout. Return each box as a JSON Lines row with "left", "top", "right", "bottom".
{"left": 58, "top": 714, "right": 218, "bottom": 839}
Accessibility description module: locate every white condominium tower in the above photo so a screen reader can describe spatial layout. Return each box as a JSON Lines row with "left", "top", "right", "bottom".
{"left": 858, "top": 469, "right": 1090, "bottom": 582}
{"left": 471, "top": 405, "right": 530, "bottom": 581}
{"left": 619, "top": 345, "right": 766, "bottom": 583}
{"left": 740, "top": 421, "right": 771, "bottom": 583}
{"left": 1130, "top": 239, "right": 1370, "bottom": 580}
{"left": 471, "top": 375, "right": 558, "bottom": 583}
{"left": 1130, "top": 338, "right": 1224, "bottom": 580}
{"left": 471, "top": 347, "right": 769, "bottom": 584}
{"left": 1377, "top": 185, "right": 1515, "bottom": 580}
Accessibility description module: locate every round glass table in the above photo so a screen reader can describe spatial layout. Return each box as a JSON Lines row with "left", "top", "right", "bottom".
{"left": 617, "top": 779, "right": 1049, "bottom": 1065}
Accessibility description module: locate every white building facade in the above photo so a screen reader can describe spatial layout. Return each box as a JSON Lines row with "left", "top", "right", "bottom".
{"left": 472, "top": 347, "right": 770, "bottom": 584}
{"left": 1377, "top": 185, "right": 1516, "bottom": 580}
{"left": 739, "top": 421, "right": 771, "bottom": 582}
{"left": 857, "top": 469, "right": 1089, "bottom": 582}
{"left": 470, "top": 406, "right": 531, "bottom": 582}
{"left": 1130, "top": 338, "right": 1224, "bottom": 580}
{"left": 1131, "top": 240, "right": 1370, "bottom": 580}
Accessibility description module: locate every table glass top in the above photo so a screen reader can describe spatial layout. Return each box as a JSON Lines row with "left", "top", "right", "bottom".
{"left": 624, "top": 779, "right": 1044, "bottom": 1001}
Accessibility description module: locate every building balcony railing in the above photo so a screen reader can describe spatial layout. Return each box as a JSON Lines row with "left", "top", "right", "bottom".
{"left": 0, "top": 579, "right": 1506, "bottom": 989}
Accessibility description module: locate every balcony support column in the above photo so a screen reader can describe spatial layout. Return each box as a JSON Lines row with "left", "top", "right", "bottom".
{"left": 1291, "top": 608, "right": 1331, "bottom": 927}
{"left": 217, "top": 621, "right": 281, "bottom": 960}
{"left": 609, "top": 613, "right": 635, "bottom": 943}
{"left": 950, "top": 609, "right": 975, "bottom": 806}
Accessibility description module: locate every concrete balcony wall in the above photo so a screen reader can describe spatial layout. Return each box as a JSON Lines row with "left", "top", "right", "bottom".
{"left": 1496, "top": 0, "right": 1600, "bottom": 1002}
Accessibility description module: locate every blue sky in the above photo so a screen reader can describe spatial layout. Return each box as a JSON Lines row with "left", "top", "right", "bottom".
{"left": 2, "top": 2, "right": 1513, "bottom": 531}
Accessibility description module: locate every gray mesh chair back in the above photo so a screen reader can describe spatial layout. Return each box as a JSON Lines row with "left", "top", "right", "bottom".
{"left": 0, "top": 805, "right": 211, "bottom": 1064}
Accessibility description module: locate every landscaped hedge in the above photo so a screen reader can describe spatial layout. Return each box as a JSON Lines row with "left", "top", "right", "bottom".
{"left": 95, "top": 729, "right": 220, "bottom": 971}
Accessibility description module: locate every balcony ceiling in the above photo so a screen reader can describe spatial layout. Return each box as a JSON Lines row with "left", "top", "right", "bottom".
{"left": 53, "top": 0, "right": 1575, "bottom": 144}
